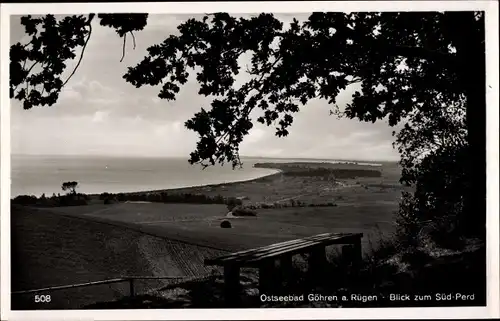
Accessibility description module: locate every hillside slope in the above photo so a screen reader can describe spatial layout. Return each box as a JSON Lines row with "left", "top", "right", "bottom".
{"left": 11, "top": 206, "right": 227, "bottom": 310}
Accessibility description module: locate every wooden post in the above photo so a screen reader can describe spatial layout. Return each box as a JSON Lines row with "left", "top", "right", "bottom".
{"left": 129, "top": 279, "right": 135, "bottom": 297}
{"left": 259, "top": 260, "right": 278, "bottom": 295}
{"left": 341, "top": 245, "right": 354, "bottom": 266}
{"left": 280, "top": 255, "right": 294, "bottom": 287}
{"left": 352, "top": 237, "right": 362, "bottom": 271}
{"left": 308, "top": 246, "right": 327, "bottom": 286}
{"left": 341, "top": 244, "right": 355, "bottom": 284}
{"left": 224, "top": 264, "right": 241, "bottom": 307}
{"left": 340, "top": 238, "right": 362, "bottom": 285}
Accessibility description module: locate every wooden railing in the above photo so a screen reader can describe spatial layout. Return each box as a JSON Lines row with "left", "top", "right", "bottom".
{"left": 12, "top": 276, "right": 188, "bottom": 298}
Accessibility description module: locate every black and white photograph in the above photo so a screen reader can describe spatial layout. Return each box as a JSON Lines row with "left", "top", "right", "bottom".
{"left": 1, "top": 1, "right": 499, "bottom": 320}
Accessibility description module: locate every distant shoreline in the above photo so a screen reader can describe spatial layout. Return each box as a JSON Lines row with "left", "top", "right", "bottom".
{"left": 90, "top": 160, "right": 384, "bottom": 197}
{"left": 11, "top": 169, "right": 283, "bottom": 199}
{"left": 11, "top": 153, "right": 394, "bottom": 165}
{"left": 12, "top": 159, "right": 389, "bottom": 198}
{"left": 87, "top": 169, "right": 284, "bottom": 197}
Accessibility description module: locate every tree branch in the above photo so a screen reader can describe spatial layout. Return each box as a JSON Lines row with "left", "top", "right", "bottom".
{"left": 215, "top": 54, "right": 282, "bottom": 146}
{"left": 25, "top": 61, "right": 40, "bottom": 77}
{"left": 120, "top": 33, "right": 127, "bottom": 62}
{"left": 62, "top": 17, "right": 93, "bottom": 87}
{"left": 376, "top": 43, "right": 459, "bottom": 70}
{"left": 12, "top": 59, "right": 30, "bottom": 94}
{"left": 209, "top": 54, "right": 284, "bottom": 169}
{"left": 130, "top": 31, "right": 136, "bottom": 50}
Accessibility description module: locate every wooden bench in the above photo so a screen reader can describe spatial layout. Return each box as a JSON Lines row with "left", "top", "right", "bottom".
{"left": 204, "top": 232, "right": 363, "bottom": 306}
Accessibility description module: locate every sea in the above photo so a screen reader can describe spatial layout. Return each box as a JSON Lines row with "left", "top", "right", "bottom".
{"left": 10, "top": 154, "right": 382, "bottom": 198}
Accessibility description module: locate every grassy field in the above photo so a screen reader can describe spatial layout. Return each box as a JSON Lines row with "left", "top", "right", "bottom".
{"left": 11, "top": 206, "right": 228, "bottom": 309}
{"left": 11, "top": 161, "right": 410, "bottom": 309}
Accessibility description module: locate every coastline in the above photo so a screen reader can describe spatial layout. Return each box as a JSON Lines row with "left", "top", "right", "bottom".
{"left": 11, "top": 168, "right": 283, "bottom": 199}
{"left": 82, "top": 161, "right": 391, "bottom": 210}
{"left": 115, "top": 169, "right": 284, "bottom": 196}
{"left": 86, "top": 161, "right": 385, "bottom": 198}
{"left": 86, "top": 169, "right": 284, "bottom": 197}
{"left": 12, "top": 160, "right": 395, "bottom": 200}
{"left": 11, "top": 156, "right": 388, "bottom": 198}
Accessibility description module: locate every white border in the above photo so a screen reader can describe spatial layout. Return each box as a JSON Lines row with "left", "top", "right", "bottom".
{"left": 1, "top": 1, "right": 498, "bottom": 320}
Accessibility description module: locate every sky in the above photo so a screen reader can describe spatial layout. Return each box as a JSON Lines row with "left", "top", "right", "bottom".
{"left": 10, "top": 13, "right": 401, "bottom": 162}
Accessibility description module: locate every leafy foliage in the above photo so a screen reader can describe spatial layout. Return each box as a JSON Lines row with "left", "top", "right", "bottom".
{"left": 10, "top": 12, "right": 486, "bottom": 242}
{"left": 122, "top": 11, "right": 484, "bottom": 242}
{"left": 10, "top": 14, "right": 92, "bottom": 109}
{"left": 121, "top": 12, "right": 483, "bottom": 169}
{"left": 61, "top": 181, "right": 78, "bottom": 194}
{"left": 393, "top": 93, "right": 469, "bottom": 236}
{"left": 10, "top": 13, "right": 148, "bottom": 109}
{"left": 97, "top": 14, "right": 148, "bottom": 37}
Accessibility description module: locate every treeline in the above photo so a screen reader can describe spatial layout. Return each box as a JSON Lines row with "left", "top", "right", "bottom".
{"left": 11, "top": 193, "right": 90, "bottom": 207}
{"left": 12, "top": 191, "right": 339, "bottom": 209}
{"left": 254, "top": 163, "right": 381, "bottom": 178}
{"left": 283, "top": 168, "right": 381, "bottom": 178}
{"left": 100, "top": 191, "right": 237, "bottom": 205}
{"left": 248, "top": 201, "right": 337, "bottom": 210}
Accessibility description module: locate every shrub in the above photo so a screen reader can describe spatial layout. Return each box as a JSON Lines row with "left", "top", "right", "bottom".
{"left": 76, "top": 193, "right": 90, "bottom": 201}
{"left": 104, "top": 198, "right": 117, "bottom": 205}
{"left": 231, "top": 207, "right": 257, "bottom": 217}
{"left": 100, "top": 192, "right": 112, "bottom": 200}
{"left": 220, "top": 220, "right": 232, "bottom": 228}
{"left": 12, "top": 195, "right": 38, "bottom": 205}
{"left": 226, "top": 197, "right": 243, "bottom": 211}
{"left": 58, "top": 194, "right": 88, "bottom": 206}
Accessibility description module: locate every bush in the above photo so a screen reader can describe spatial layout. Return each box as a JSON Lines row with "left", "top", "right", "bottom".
{"left": 400, "top": 248, "right": 433, "bottom": 267}
{"left": 396, "top": 144, "right": 474, "bottom": 249}
{"left": 220, "top": 220, "right": 232, "bottom": 228}
{"left": 12, "top": 195, "right": 38, "bottom": 205}
{"left": 231, "top": 206, "right": 257, "bottom": 217}
{"left": 104, "top": 198, "right": 117, "bottom": 205}
{"left": 226, "top": 197, "right": 243, "bottom": 211}
{"left": 59, "top": 195, "right": 88, "bottom": 206}
{"left": 100, "top": 192, "right": 112, "bottom": 200}
{"left": 76, "top": 193, "right": 90, "bottom": 201}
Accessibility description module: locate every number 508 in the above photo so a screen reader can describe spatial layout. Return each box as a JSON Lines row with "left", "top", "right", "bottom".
{"left": 34, "top": 294, "right": 51, "bottom": 303}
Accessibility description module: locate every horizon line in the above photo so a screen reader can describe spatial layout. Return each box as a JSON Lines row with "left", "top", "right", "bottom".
{"left": 11, "top": 153, "right": 398, "bottom": 163}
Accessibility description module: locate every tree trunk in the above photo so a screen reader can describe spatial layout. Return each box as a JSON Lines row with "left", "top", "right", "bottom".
{"left": 454, "top": 12, "right": 486, "bottom": 240}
